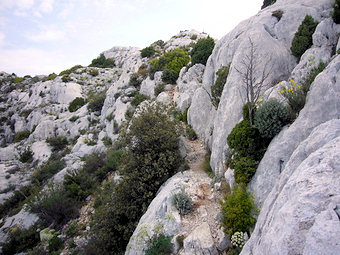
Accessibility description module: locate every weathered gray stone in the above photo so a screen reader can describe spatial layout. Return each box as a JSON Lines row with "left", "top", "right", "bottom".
{"left": 181, "top": 222, "right": 218, "bottom": 255}
{"left": 140, "top": 71, "right": 162, "bottom": 99}
{"left": 242, "top": 123, "right": 340, "bottom": 255}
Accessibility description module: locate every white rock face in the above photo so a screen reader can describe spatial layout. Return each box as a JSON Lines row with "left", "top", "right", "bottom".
{"left": 181, "top": 222, "right": 218, "bottom": 255}
{"left": 31, "top": 140, "right": 51, "bottom": 164}
{"left": 188, "top": 0, "right": 334, "bottom": 174}
{"left": 242, "top": 120, "right": 340, "bottom": 255}
{"left": 251, "top": 54, "right": 340, "bottom": 207}
{"left": 140, "top": 71, "right": 163, "bottom": 99}
{"left": 164, "top": 30, "right": 209, "bottom": 52}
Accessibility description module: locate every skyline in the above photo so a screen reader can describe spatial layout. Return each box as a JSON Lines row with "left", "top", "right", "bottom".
{"left": 0, "top": 0, "right": 264, "bottom": 76}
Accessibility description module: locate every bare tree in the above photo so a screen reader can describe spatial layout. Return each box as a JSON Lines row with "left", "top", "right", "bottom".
{"left": 235, "top": 37, "right": 272, "bottom": 125}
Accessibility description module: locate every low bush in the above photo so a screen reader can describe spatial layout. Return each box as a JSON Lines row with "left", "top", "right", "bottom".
{"left": 149, "top": 48, "right": 190, "bottom": 84}
{"left": 87, "top": 91, "right": 106, "bottom": 112}
{"left": 88, "top": 68, "right": 99, "bottom": 76}
{"left": 46, "top": 136, "right": 68, "bottom": 152}
{"left": 28, "top": 184, "right": 79, "bottom": 229}
{"left": 32, "top": 158, "right": 66, "bottom": 185}
{"left": 43, "top": 73, "right": 57, "bottom": 81}
{"left": 60, "top": 65, "right": 83, "bottom": 76}
{"left": 69, "top": 97, "right": 85, "bottom": 112}
{"left": 261, "top": 0, "right": 276, "bottom": 9}
{"left": 154, "top": 83, "right": 165, "bottom": 96}
{"left": 171, "top": 190, "right": 193, "bottom": 215}
{"left": 89, "top": 53, "right": 115, "bottom": 68}
{"left": 333, "top": 0, "right": 340, "bottom": 24}
{"left": 141, "top": 46, "right": 155, "bottom": 58}
{"left": 145, "top": 233, "right": 173, "bottom": 255}
{"left": 87, "top": 104, "right": 182, "bottom": 254}
{"left": 221, "top": 185, "right": 258, "bottom": 236}
{"left": 186, "top": 125, "right": 197, "bottom": 140}
{"left": 20, "top": 148, "right": 34, "bottom": 163}
{"left": 61, "top": 74, "right": 72, "bottom": 83}
{"left": 291, "top": 15, "right": 318, "bottom": 60}
{"left": 190, "top": 36, "right": 215, "bottom": 66}
{"left": 211, "top": 64, "right": 231, "bottom": 108}
{"left": 1, "top": 224, "right": 40, "bottom": 255}
{"left": 254, "top": 98, "right": 291, "bottom": 139}
{"left": 14, "top": 130, "right": 30, "bottom": 142}
{"left": 129, "top": 73, "right": 144, "bottom": 88}
{"left": 131, "top": 93, "right": 148, "bottom": 107}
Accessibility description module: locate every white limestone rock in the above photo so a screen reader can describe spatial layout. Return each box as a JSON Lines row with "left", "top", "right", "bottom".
{"left": 156, "top": 92, "right": 171, "bottom": 105}
{"left": 31, "top": 140, "right": 51, "bottom": 164}
{"left": 164, "top": 30, "right": 209, "bottom": 52}
{"left": 241, "top": 122, "right": 340, "bottom": 255}
{"left": 181, "top": 222, "right": 218, "bottom": 255}
{"left": 140, "top": 71, "right": 163, "bottom": 99}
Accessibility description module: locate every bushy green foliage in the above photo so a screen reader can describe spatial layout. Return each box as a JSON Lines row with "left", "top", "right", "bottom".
{"left": 87, "top": 91, "right": 106, "bottom": 112}
{"left": 62, "top": 74, "right": 72, "bottom": 83}
{"left": 43, "top": 73, "right": 57, "bottom": 81}
{"left": 186, "top": 125, "right": 197, "bottom": 140}
{"left": 13, "top": 77, "right": 24, "bottom": 83}
{"left": 261, "top": 0, "right": 276, "bottom": 9}
{"left": 32, "top": 158, "right": 66, "bottom": 185}
{"left": 14, "top": 130, "right": 30, "bottom": 142}
{"left": 68, "top": 97, "right": 86, "bottom": 112}
{"left": 227, "top": 118, "right": 268, "bottom": 184}
{"left": 29, "top": 184, "right": 79, "bottom": 229}
{"left": 129, "top": 73, "right": 144, "bottom": 88}
{"left": 46, "top": 136, "right": 68, "bottom": 151}
{"left": 221, "top": 185, "right": 258, "bottom": 236}
{"left": 171, "top": 190, "right": 193, "bottom": 215}
{"left": 131, "top": 93, "right": 148, "bottom": 107}
{"left": 211, "top": 64, "right": 231, "bottom": 108}
{"left": 106, "top": 150, "right": 124, "bottom": 171}
{"left": 87, "top": 104, "right": 182, "bottom": 254}
{"left": 20, "top": 148, "right": 34, "bottom": 163}
{"left": 88, "top": 68, "right": 99, "bottom": 76}
{"left": 333, "top": 0, "right": 340, "bottom": 24}
{"left": 60, "top": 65, "right": 83, "bottom": 76}
{"left": 190, "top": 36, "right": 215, "bottom": 65}
{"left": 145, "top": 233, "right": 173, "bottom": 255}
{"left": 141, "top": 46, "right": 155, "bottom": 58}
{"left": 1, "top": 224, "right": 40, "bottom": 255}
{"left": 291, "top": 15, "right": 318, "bottom": 60}
{"left": 254, "top": 99, "right": 291, "bottom": 139}
{"left": 154, "top": 83, "right": 165, "bottom": 96}
{"left": 89, "top": 53, "right": 115, "bottom": 68}
{"left": 149, "top": 49, "right": 190, "bottom": 84}
{"left": 48, "top": 235, "right": 63, "bottom": 252}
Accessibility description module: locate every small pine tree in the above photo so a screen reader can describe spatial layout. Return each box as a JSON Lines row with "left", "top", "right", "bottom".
{"left": 291, "top": 15, "right": 318, "bottom": 60}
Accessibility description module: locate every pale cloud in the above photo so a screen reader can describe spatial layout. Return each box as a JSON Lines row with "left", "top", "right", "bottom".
{"left": 39, "top": 0, "right": 54, "bottom": 13}
{"left": 26, "top": 26, "right": 65, "bottom": 42}
{"left": 16, "top": 0, "right": 35, "bottom": 10}
{"left": 0, "top": 32, "right": 5, "bottom": 47}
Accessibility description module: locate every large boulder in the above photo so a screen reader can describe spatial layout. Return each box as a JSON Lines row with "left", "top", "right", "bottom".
{"left": 242, "top": 120, "right": 340, "bottom": 254}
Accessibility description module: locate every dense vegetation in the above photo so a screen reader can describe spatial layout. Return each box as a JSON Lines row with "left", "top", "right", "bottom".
{"left": 211, "top": 64, "right": 231, "bottom": 108}
{"left": 149, "top": 48, "right": 190, "bottom": 84}
{"left": 86, "top": 104, "right": 182, "bottom": 254}
{"left": 333, "top": 0, "right": 340, "bottom": 24}
{"left": 89, "top": 53, "right": 115, "bottom": 68}
{"left": 261, "top": 0, "right": 276, "bottom": 9}
{"left": 291, "top": 15, "right": 318, "bottom": 60}
{"left": 190, "top": 37, "right": 215, "bottom": 66}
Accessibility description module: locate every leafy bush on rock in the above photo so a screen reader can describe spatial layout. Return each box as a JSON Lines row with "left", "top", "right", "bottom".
{"left": 171, "top": 190, "right": 193, "bottom": 215}
{"left": 291, "top": 15, "right": 318, "bottom": 60}
{"left": 211, "top": 64, "right": 231, "bottom": 108}
{"left": 190, "top": 36, "right": 215, "bottom": 66}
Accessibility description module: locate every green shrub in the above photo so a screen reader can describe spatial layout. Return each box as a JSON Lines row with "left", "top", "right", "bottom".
{"left": 89, "top": 53, "right": 115, "bottom": 68}
{"left": 261, "top": 0, "right": 276, "bottom": 9}
{"left": 149, "top": 48, "right": 190, "bottom": 84}
{"left": 211, "top": 64, "right": 231, "bottom": 108}
{"left": 63, "top": 170, "right": 93, "bottom": 200}
{"left": 62, "top": 74, "right": 72, "bottom": 82}
{"left": 106, "top": 150, "right": 124, "bottom": 171}
{"left": 43, "top": 73, "right": 57, "bottom": 81}
{"left": 1, "top": 224, "right": 40, "bottom": 255}
{"left": 131, "top": 93, "right": 148, "bottom": 107}
{"left": 154, "top": 83, "right": 165, "bottom": 96}
{"left": 13, "top": 77, "right": 24, "bottom": 83}
{"left": 14, "top": 130, "right": 30, "bottom": 142}
{"left": 272, "top": 10, "right": 283, "bottom": 20}
{"left": 190, "top": 36, "right": 215, "bottom": 65}
{"left": 221, "top": 185, "right": 258, "bottom": 236}
{"left": 186, "top": 125, "right": 197, "bottom": 140}
{"left": 141, "top": 46, "right": 155, "bottom": 58}
{"left": 190, "top": 34, "right": 198, "bottom": 40}
{"left": 333, "top": 0, "right": 340, "bottom": 24}
{"left": 129, "top": 73, "right": 144, "bottom": 88}
{"left": 28, "top": 184, "right": 79, "bottom": 229}
{"left": 230, "top": 156, "right": 257, "bottom": 184}
{"left": 254, "top": 98, "right": 291, "bottom": 139}
{"left": 88, "top": 91, "right": 106, "bottom": 112}
{"left": 171, "top": 190, "right": 193, "bottom": 215}
{"left": 32, "top": 159, "right": 66, "bottom": 184}
{"left": 88, "top": 68, "right": 99, "bottom": 76}
{"left": 87, "top": 104, "right": 182, "bottom": 254}
{"left": 60, "top": 65, "right": 83, "bottom": 76}
{"left": 46, "top": 136, "right": 68, "bottom": 151}
{"left": 145, "top": 233, "right": 173, "bottom": 255}
{"left": 48, "top": 235, "right": 63, "bottom": 252}
{"left": 20, "top": 148, "right": 34, "bottom": 163}
{"left": 69, "top": 115, "right": 79, "bottom": 122}
{"left": 291, "top": 15, "right": 318, "bottom": 60}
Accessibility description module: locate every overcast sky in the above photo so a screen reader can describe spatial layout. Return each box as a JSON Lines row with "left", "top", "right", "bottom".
{"left": 0, "top": 0, "right": 263, "bottom": 76}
